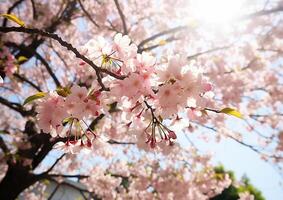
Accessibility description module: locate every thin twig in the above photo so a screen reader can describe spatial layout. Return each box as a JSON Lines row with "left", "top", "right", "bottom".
{"left": 14, "top": 73, "right": 42, "bottom": 92}
{"left": 0, "top": 26, "right": 126, "bottom": 91}
{"left": 78, "top": 0, "right": 100, "bottom": 28}
{"left": 2, "top": 0, "right": 25, "bottom": 27}
{"left": 137, "top": 26, "right": 187, "bottom": 52}
{"left": 0, "top": 96, "right": 34, "bottom": 116}
{"left": 42, "top": 153, "right": 66, "bottom": 174}
{"left": 187, "top": 45, "right": 232, "bottom": 60}
{"left": 114, "top": 0, "right": 128, "bottom": 34}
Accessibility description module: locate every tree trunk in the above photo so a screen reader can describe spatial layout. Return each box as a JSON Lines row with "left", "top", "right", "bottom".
{"left": 0, "top": 165, "right": 38, "bottom": 200}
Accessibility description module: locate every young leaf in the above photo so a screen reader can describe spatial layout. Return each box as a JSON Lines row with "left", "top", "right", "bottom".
{"left": 1, "top": 14, "right": 25, "bottom": 27}
{"left": 56, "top": 87, "right": 71, "bottom": 97}
{"left": 62, "top": 117, "right": 73, "bottom": 125}
{"left": 158, "top": 39, "right": 167, "bottom": 46}
{"left": 23, "top": 92, "right": 46, "bottom": 106}
{"left": 0, "top": 130, "right": 8, "bottom": 134}
{"left": 220, "top": 108, "right": 243, "bottom": 119}
{"left": 17, "top": 56, "right": 28, "bottom": 63}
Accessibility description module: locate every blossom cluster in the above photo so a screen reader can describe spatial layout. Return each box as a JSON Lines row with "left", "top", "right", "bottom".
{"left": 37, "top": 85, "right": 101, "bottom": 152}
{"left": 0, "top": 46, "right": 17, "bottom": 83}
{"left": 80, "top": 156, "right": 233, "bottom": 200}
{"left": 36, "top": 33, "right": 213, "bottom": 153}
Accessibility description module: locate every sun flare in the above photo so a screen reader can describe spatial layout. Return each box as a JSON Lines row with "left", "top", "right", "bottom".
{"left": 191, "top": 0, "right": 245, "bottom": 24}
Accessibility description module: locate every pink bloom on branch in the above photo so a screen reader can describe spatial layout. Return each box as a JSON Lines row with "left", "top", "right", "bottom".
{"left": 37, "top": 92, "right": 67, "bottom": 134}
{"left": 113, "top": 33, "right": 131, "bottom": 58}
{"left": 134, "top": 52, "right": 156, "bottom": 72}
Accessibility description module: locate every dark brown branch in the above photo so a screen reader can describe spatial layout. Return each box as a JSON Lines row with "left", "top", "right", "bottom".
{"left": 8, "top": 1, "right": 77, "bottom": 68}
{"left": 137, "top": 26, "right": 187, "bottom": 52}
{"left": 35, "top": 52, "right": 62, "bottom": 87}
{"left": 0, "top": 136, "right": 9, "bottom": 154}
{"left": 107, "top": 139, "right": 135, "bottom": 145}
{"left": 51, "top": 47, "right": 70, "bottom": 69}
{"left": 30, "top": 0, "right": 38, "bottom": 19}
{"left": 0, "top": 96, "right": 33, "bottom": 116}
{"left": 31, "top": 137, "right": 63, "bottom": 170}
{"left": 0, "top": 26, "right": 125, "bottom": 90}
{"left": 204, "top": 108, "right": 220, "bottom": 113}
{"left": 144, "top": 100, "right": 157, "bottom": 120}
{"left": 42, "top": 154, "right": 66, "bottom": 174}
{"left": 78, "top": 0, "right": 100, "bottom": 28}
{"left": 14, "top": 73, "right": 42, "bottom": 92}
{"left": 113, "top": 0, "right": 128, "bottom": 34}
{"left": 47, "top": 174, "right": 89, "bottom": 179}
{"left": 139, "top": 36, "right": 178, "bottom": 52}
{"left": 6, "top": 41, "right": 62, "bottom": 87}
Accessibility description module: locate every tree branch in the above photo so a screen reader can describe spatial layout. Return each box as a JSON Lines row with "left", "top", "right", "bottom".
{"left": 30, "top": 0, "right": 38, "bottom": 19}
{"left": 2, "top": 0, "right": 25, "bottom": 27}
{"left": 0, "top": 136, "right": 9, "bottom": 154}
{"left": 78, "top": 0, "right": 100, "bottom": 28}
{"left": 240, "top": 6, "right": 283, "bottom": 20}
{"left": 113, "top": 0, "right": 128, "bottom": 34}
{"left": 13, "top": 73, "right": 42, "bottom": 92}
{"left": 0, "top": 96, "right": 33, "bottom": 117}
{"left": 35, "top": 52, "right": 62, "bottom": 88}
{"left": 42, "top": 154, "right": 66, "bottom": 175}
{"left": 191, "top": 121, "right": 282, "bottom": 160}
{"left": 0, "top": 26, "right": 125, "bottom": 90}
{"left": 187, "top": 45, "right": 232, "bottom": 60}
{"left": 139, "top": 36, "right": 178, "bottom": 52}
{"left": 137, "top": 6, "right": 283, "bottom": 53}
{"left": 107, "top": 139, "right": 135, "bottom": 145}
{"left": 137, "top": 26, "right": 187, "bottom": 52}
{"left": 6, "top": 41, "right": 62, "bottom": 87}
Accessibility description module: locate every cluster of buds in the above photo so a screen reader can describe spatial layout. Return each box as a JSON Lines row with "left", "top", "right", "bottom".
{"left": 0, "top": 45, "right": 18, "bottom": 82}
{"left": 145, "top": 117, "right": 177, "bottom": 149}
{"left": 53, "top": 118, "right": 98, "bottom": 154}
{"left": 129, "top": 100, "right": 177, "bottom": 149}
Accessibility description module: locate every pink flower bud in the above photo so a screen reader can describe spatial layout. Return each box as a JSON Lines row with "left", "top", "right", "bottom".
{"left": 203, "top": 83, "right": 213, "bottom": 92}
{"left": 168, "top": 131, "right": 177, "bottom": 139}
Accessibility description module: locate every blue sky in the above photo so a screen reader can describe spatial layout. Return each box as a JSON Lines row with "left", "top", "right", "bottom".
{"left": 181, "top": 124, "right": 283, "bottom": 200}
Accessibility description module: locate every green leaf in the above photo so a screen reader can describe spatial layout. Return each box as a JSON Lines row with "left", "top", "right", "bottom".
{"left": 62, "top": 117, "right": 73, "bottom": 125}
{"left": 220, "top": 108, "right": 243, "bottom": 119}
{"left": 56, "top": 87, "right": 71, "bottom": 97}
{"left": 0, "top": 130, "right": 8, "bottom": 134}
{"left": 17, "top": 56, "right": 28, "bottom": 63}
{"left": 1, "top": 14, "right": 25, "bottom": 27}
{"left": 23, "top": 92, "right": 46, "bottom": 105}
{"left": 158, "top": 39, "right": 167, "bottom": 46}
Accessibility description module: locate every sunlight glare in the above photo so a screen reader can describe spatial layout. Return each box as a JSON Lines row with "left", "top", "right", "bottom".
{"left": 191, "top": 0, "right": 245, "bottom": 24}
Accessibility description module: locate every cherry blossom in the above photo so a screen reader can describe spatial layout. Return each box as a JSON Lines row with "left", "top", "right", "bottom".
{"left": 0, "top": 0, "right": 282, "bottom": 199}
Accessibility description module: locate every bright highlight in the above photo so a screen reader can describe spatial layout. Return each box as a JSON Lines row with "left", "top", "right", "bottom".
{"left": 191, "top": 0, "right": 245, "bottom": 24}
